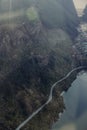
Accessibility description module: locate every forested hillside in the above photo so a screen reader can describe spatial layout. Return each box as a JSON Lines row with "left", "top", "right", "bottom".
{"left": 0, "top": 0, "right": 79, "bottom": 129}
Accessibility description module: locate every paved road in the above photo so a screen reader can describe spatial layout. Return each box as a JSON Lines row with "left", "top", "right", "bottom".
{"left": 16, "top": 66, "right": 86, "bottom": 130}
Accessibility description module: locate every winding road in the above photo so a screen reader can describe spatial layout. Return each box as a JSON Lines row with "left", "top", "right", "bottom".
{"left": 16, "top": 66, "right": 86, "bottom": 130}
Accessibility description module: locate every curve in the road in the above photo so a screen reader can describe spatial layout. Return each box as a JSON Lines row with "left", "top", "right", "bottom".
{"left": 16, "top": 66, "right": 86, "bottom": 130}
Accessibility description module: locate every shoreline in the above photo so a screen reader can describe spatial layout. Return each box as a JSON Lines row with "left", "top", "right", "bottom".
{"left": 16, "top": 66, "right": 87, "bottom": 130}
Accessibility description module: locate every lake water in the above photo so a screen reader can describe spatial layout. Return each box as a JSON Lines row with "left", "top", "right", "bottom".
{"left": 52, "top": 71, "right": 87, "bottom": 130}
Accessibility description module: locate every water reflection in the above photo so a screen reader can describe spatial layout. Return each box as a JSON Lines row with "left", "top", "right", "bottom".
{"left": 52, "top": 72, "right": 87, "bottom": 130}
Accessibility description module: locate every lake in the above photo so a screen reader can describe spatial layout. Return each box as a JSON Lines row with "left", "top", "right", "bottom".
{"left": 52, "top": 71, "right": 87, "bottom": 130}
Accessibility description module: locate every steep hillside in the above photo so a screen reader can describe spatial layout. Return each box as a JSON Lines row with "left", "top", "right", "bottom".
{"left": 0, "top": 0, "right": 79, "bottom": 37}
{"left": 82, "top": 5, "right": 87, "bottom": 22}
{"left": 60, "top": 0, "right": 79, "bottom": 38}
{"left": 0, "top": 0, "right": 79, "bottom": 130}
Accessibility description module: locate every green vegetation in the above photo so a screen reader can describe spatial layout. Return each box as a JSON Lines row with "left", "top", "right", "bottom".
{"left": 0, "top": 0, "right": 79, "bottom": 129}
{"left": 26, "top": 7, "right": 39, "bottom": 22}
{"left": 0, "top": 24, "right": 73, "bottom": 130}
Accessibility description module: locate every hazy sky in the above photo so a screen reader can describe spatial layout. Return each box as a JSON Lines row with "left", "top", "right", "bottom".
{"left": 73, "top": 0, "right": 87, "bottom": 9}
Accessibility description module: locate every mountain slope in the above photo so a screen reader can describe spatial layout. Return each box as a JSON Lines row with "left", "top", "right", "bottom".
{"left": 0, "top": 0, "right": 79, "bottom": 129}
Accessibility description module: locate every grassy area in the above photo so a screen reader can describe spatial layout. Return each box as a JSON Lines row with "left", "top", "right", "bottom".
{"left": 26, "top": 7, "right": 39, "bottom": 22}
